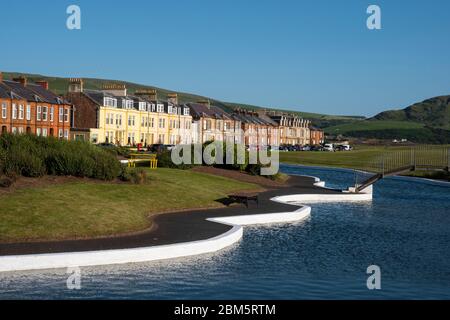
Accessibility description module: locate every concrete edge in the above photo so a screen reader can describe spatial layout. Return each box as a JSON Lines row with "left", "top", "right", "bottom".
{"left": 0, "top": 175, "right": 371, "bottom": 273}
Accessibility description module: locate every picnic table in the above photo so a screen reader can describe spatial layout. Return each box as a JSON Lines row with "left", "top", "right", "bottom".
{"left": 128, "top": 153, "right": 158, "bottom": 169}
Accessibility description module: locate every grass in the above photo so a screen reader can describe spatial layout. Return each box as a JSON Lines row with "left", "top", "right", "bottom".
{"left": 279, "top": 145, "right": 450, "bottom": 180}
{"left": 0, "top": 168, "right": 261, "bottom": 243}
{"left": 324, "top": 120, "right": 424, "bottom": 135}
{"left": 279, "top": 145, "right": 399, "bottom": 171}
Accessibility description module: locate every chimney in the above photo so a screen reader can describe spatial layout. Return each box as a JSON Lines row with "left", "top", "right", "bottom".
{"left": 197, "top": 99, "right": 211, "bottom": 109}
{"left": 102, "top": 83, "right": 127, "bottom": 97}
{"left": 13, "top": 76, "right": 27, "bottom": 87}
{"left": 167, "top": 93, "right": 178, "bottom": 105}
{"left": 35, "top": 80, "right": 49, "bottom": 90}
{"left": 68, "top": 78, "right": 84, "bottom": 93}
{"left": 135, "top": 89, "right": 157, "bottom": 101}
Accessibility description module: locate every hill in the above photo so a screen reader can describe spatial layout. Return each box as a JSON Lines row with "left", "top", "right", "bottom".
{"left": 2, "top": 71, "right": 363, "bottom": 127}
{"left": 325, "top": 96, "right": 450, "bottom": 143}
{"left": 372, "top": 95, "right": 450, "bottom": 130}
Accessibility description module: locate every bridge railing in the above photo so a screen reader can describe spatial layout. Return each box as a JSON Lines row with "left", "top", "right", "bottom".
{"left": 353, "top": 145, "right": 449, "bottom": 191}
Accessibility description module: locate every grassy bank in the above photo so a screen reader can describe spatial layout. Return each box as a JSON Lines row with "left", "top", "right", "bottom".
{"left": 0, "top": 168, "right": 260, "bottom": 243}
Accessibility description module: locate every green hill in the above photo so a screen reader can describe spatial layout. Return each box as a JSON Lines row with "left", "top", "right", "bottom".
{"left": 372, "top": 95, "right": 450, "bottom": 130}
{"left": 1, "top": 71, "right": 363, "bottom": 127}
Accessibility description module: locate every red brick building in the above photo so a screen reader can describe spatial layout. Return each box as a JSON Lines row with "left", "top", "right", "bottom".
{"left": 0, "top": 73, "right": 72, "bottom": 139}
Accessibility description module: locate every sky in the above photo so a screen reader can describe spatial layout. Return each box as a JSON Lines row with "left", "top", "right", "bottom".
{"left": 1, "top": 0, "right": 449, "bottom": 117}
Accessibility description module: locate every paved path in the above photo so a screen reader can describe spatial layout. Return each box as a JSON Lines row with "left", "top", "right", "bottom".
{"left": 0, "top": 175, "right": 341, "bottom": 256}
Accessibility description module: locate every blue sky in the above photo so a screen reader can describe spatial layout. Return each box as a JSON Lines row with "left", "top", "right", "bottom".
{"left": 1, "top": 0, "right": 449, "bottom": 116}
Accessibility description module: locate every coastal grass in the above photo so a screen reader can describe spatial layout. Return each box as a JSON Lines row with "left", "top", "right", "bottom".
{"left": 0, "top": 168, "right": 261, "bottom": 243}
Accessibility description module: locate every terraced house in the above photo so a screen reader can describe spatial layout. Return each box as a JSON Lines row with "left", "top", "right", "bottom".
{"left": 231, "top": 110, "right": 280, "bottom": 148}
{"left": 66, "top": 80, "right": 192, "bottom": 145}
{"left": 186, "top": 100, "right": 242, "bottom": 144}
{"left": 269, "top": 113, "right": 311, "bottom": 145}
{"left": 0, "top": 73, "right": 72, "bottom": 139}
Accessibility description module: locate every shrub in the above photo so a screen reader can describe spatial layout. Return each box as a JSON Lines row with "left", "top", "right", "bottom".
{"left": 0, "top": 133, "right": 121, "bottom": 181}
{"left": 157, "top": 150, "right": 194, "bottom": 170}
{"left": 120, "top": 167, "right": 149, "bottom": 184}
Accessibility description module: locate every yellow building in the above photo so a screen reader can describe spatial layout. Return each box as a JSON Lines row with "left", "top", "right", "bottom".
{"left": 68, "top": 82, "right": 192, "bottom": 146}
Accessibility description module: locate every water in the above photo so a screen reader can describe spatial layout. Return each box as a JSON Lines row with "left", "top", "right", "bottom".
{"left": 1, "top": 164, "right": 450, "bottom": 299}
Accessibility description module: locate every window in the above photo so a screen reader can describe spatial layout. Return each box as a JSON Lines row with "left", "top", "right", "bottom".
{"left": 158, "top": 134, "right": 165, "bottom": 143}
{"left": 26, "top": 105, "right": 31, "bottom": 120}
{"left": 204, "top": 119, "right": 211, "bottom": 130}
{"left": 42, "top": 106, "right": 47, "bottom": 121}
{"left": 106, "top": 113, "right": 110, "bottom": 125}
{"left": 184, "top": 108, "right": 190, "bottom": 116}
{"left": 150, "top": 118, "right": 154, "bottom": 128}
{"left": 1, "top": 102, "right": 7, "bottom": 119}
{"left": 139, "top": 102, "right": 146, "bottom": 111}
{"left": 37, "top": 105, "right": 42, "bottom": 121}
{"left": 17, "top": 105, "right": 24, "bottom": 119}
{"left": 128, "top": 115, "right": 132, "bottom": 126}
{"left": 64, "top": 109, "right": 69, "bottom": 122}
{"left": 18, "top": 127, "right": 24, "bottom": 134}
{"left": 59, "top": 107, "right": 63, "bottom": 122}
{"left": 42, "top": 128, "right": 48, "bottom": 137}
{"left": 58, "top": 129, "right": 63, "bottom": 138}
{"left": 49, "top": 107, "right": 54, "bottom": 121}
{"left": 159, "top": 118, "right": 165, "bottom": 128}
{"left": 157, "top": 104, "right": 164, "bottom": 113}
{"left": 104, "top": 97, "right": 117, "bottom": 107}
{"left": 64, "top": 130, "right": 69, "bottom": 140}
{"left": 36, "top": 128, "right": 41, "bottom": 136}
{"left": 12, "top": 104, "right": 18, "bottom": 119}
{"left": 168, "top": 105, "right": 173, "bottom": 114}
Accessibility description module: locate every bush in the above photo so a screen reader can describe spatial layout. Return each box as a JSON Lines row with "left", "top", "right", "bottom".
{"left": 0, "top": 133, "right": 121, "bottom": 180}
{"left": 120, "top": 167, "right": 149, "bottom": 184}
{"left": 157, "top": 150, "right": 195, "bottom": 170}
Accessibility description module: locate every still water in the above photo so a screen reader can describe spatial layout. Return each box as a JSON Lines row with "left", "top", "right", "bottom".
{"left": 1, "top": 164, "right": 450, "bottom": 299}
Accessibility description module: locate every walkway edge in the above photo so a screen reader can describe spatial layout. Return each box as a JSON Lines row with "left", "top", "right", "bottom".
{"left": 0, "top": 206, "right": 311, "bottom": 273}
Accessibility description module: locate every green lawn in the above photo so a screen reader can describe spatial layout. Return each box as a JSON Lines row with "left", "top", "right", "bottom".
{"left": 324, "top": 120, "right": 424, "bottom": 135}
{"left": 0, "top": 168, "right": 260, "bottom": 243}
{"left": 279, "top": 145, "right": 450, "bottom": 180}
{"left": 279, "top": 145, "right": 406, "bottom": 171}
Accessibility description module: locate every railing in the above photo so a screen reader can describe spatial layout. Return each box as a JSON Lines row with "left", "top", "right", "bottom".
{"left": 354, "top": 145, "right": 449, "bottom": 192}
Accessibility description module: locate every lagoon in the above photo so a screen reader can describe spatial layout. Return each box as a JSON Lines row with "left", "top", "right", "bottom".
{"left": 1, "top": 164, "right": 450, "bottom": 299}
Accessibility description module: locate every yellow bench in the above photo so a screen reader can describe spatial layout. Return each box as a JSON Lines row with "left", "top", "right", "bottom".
{"left": 128, "top": 153, "right": 158, "bottom": 169}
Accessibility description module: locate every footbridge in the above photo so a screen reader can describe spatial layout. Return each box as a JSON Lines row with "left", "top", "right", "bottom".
{"left": 355, "top": 146, "right": 450, "bottom": 193}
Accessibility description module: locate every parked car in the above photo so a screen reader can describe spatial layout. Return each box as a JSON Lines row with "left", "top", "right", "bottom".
{"left": 147, "top": 144, "right": 168, "bottom": 153}
{"left": 336, "top": 144, "right": 352, "bottom": 151}
{"left": 323, "top": 143, "right": 334, "bottom": 152}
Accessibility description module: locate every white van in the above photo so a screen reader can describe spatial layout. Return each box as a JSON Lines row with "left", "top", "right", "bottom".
{"left": 323, "top": 143, "right": 334, "bottom": 152}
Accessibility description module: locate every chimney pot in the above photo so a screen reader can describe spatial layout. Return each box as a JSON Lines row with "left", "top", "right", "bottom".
{"left": 13, "top": 76, "right": 27, "bottom": 87}
{"left": 35, "top": 80, "right": 49, "bottom": 90}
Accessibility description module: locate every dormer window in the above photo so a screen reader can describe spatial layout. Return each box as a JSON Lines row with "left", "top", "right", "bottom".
{"left": 126, "top": 100, "right": 134, "bottom": 109}
{"left": 149, "top": 103, "right": 156, "bottom": 112}
{"left": 183, "top": 108, "right": 190, "bottom": 116}
{"left": 157, "top": 104, "right": 164, "bottom": 113}
{"left": 168, "top": 105, "right": 173, "bottom": 114}
{"left": 104, "top": 97, "right": 117, "bottom": 107}
{"left": 139, "top": 102, "right": 147, "bottom": 111}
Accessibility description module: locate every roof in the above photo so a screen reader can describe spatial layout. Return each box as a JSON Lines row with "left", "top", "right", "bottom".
{"left": 0, "top": 80, "right": 69, "bottom": 105}
{"left": 186, "top": 103, "right": 232, "bottom": 120}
